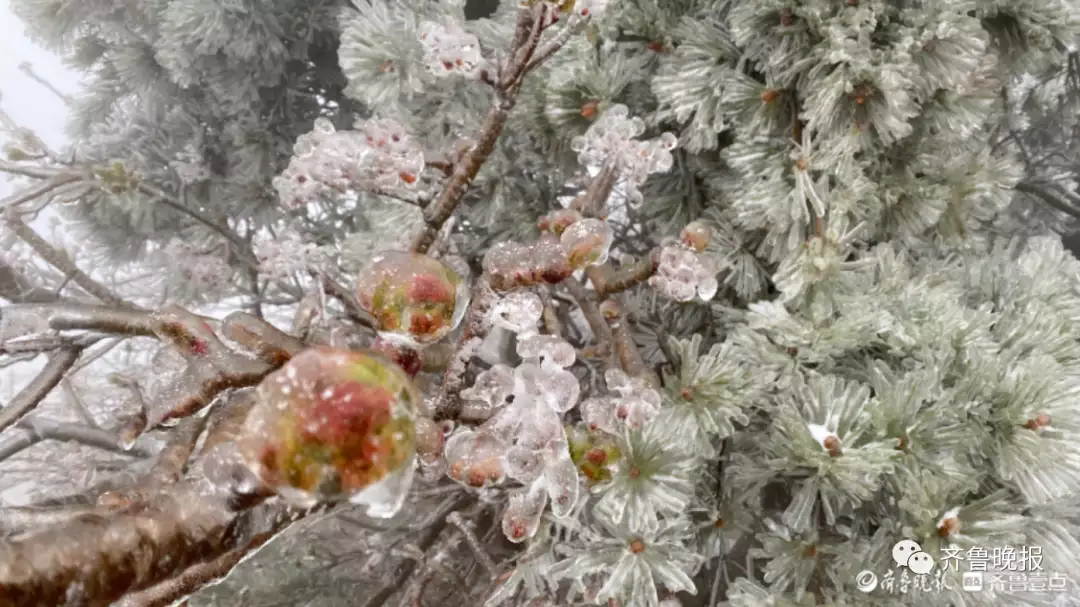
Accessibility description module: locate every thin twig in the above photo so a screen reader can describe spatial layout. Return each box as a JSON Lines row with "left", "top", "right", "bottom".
{"left": 4, "top": 212, "right": 134, "bottom": 308}
{"left": 0, "top": 347, "right": 81, "bottom": 433}
{"left": 446, "top": 510, "right": 499, "bottom": 579}
{"left": 0, "top": 415, "right": 150, "bottom": 463}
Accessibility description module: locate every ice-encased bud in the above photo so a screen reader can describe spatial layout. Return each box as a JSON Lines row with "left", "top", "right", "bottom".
{"left": 566, "top": 423, "right": 623, "bottom": 485}
{"left": 356, "top": 251, "right": 468, "bottom": 347}
{"left": 371, "top": 336, "right": 424, "bottom": 377}
{"left": 544, "top": 449, "right": 580, "bottom": 518}
{"left": 445, "top": 427, "right": 508, "bottom": 488}
{"left": 681, "top": 220, "right": 711, "bottom": 252}
{"left": 502, "top": 481, "right": 548, "bottom": 543}
{"left": 238, "top": 347, "right": 421, "bottom": 516}
{"left": 560, "top": 218, "right": 613, "bottom": 269}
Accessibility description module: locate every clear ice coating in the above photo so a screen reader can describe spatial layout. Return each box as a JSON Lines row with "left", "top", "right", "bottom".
{"left": 560, "top": 218, "right": 614, "bottom": 269}
{"left": 237, "top": 347, "right": 422, "bottom": 516}
{"left": 356, "top": 251, "right": 469, "bottom": 347}
{"left": 460, "top": 363, "right": 515, "bottom": 418}
{"left": 489, "top": 291, "right": 543, "bottom": 335}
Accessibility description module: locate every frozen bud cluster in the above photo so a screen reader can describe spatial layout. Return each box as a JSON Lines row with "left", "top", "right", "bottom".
{"left": 358, "top": 118, "right": 426, "bottom": 188}
{"left": 238, "top": 347, "right": 421, "bottom": 517}
{"left": 570, "top": 104, "right": 678, "bottom": 206}
{"left": 537, "top": 208, "right": 583, "bottom": 235}
{"left": 483, "top": 237, "right": 573, "bottom": 291}
{"left": 273, "top": 117, "right": 423, "bottom": 208}
{"left": 649, "top": 243, "right": 718, "bottom": 302}
{"left": 418, "top": 20, "right": 486, "bottom": 78}
{"left": 483, "top": 218, "right": 613, "bottom": 291}
{"left": 566, "top": 423, "right": 622, "bottom": 485}
{"left": 448, "top": 312, "right": 584, "bottom": 542}
{"left": 161, "top": 239, "right": 233, "bottom": 292}
{"left": 356, "top": 251, "right": 469, "bottom": 348}
{"left": 580, "top": 368, "right": 662, "bottom": 431}
{"left": 252, "top": 228, "right": 333, "bottom": 281}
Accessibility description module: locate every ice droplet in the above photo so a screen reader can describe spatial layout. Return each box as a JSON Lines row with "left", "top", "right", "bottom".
{"left": 517, "top": 334, "right": 576, "bottom": 369}
{"left": 503, "top": 445, "right": 545, "bottom": 483}
{"left": 489, "top": 291, "right": 543, "bottom": 335}
{"left": 545, "top": 451, "right": 579, "bottom": 518}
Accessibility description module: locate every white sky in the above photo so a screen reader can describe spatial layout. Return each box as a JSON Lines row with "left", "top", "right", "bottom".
{"left": 0, "top": 0, "right": 77, "bottom": 153}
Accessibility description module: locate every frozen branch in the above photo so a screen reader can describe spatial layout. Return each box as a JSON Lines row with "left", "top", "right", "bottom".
{"left": 600, "top": 298, "right": 660, "bottom": 389}
{"left": 17, "top": 62, "right": 73, "bottom": 107}
{"left": 3, "top": 302, "right": 158, "bottom": 336}
{"left": 410, "top": 5, "right": 564, "bottom": 254}
{"left": 563, "top": 277, "right": 614, "bottom": 369}
{"left": 149, "top": 305, "right": 273, "bottom": 426}
{"left": 1015, "top": 181, "right": 1080, "bottom": 220}
{"left": 0, "top": 416, "right": 150, "bottom": 463}
{"left": 3, "top": 212, "right": 134, "bottom": 308}
{"left": 432, "top": 276, "right": 496, "bottom": 422}
{"left": 0, "top": 347, "right": 82, "bottom": 433}
{"left": 0, "top": 485, "right": 242, "bottom": 606}
{"left": 113, "top": 525, "right": 283, "bottom": 607}
{"left": 0, "top": 258, "right": 60, "bottom": 304}
{"left": 587, "top": 250, "right": 660, "bottom": 299}
{"left": 0, "top": 172, "right": 85, "bottom": 211}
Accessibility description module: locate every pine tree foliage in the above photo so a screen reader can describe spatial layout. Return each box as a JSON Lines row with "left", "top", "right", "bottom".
{"left": 3, "top": 0, "right": 1080, "bottom": 606}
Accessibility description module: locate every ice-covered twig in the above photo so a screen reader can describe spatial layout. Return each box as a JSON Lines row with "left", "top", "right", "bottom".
{"left": 0, "top": 416, "right": 151, "bottom": 464}
{"left": 432, "top": 276, "right": 496, "bottom": 422}
{"left": 599, "top": 298, "right": 660, "bottom": 390}
{"left": 4, "top": 212, "right": 134, "bottom": 308}
{"left": 587, "top": 250, "right": 661, "bottom": 299}
{"left": 0, "top": 347, "right": 81, "bottom": 433}
{"left": 563, "top": 278, "right": 614, "bottom": 366}
{"left": 410, "top": 5, "right": 568, "bottom": 254}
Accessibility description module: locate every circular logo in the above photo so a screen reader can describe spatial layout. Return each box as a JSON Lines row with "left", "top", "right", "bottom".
{"left": 855, "top": 570, "right": 878, "bottom": 593}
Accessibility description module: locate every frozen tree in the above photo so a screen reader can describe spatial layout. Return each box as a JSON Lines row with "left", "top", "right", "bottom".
{"left": 2, "top": 0, "right": 1080, "bottom": 606}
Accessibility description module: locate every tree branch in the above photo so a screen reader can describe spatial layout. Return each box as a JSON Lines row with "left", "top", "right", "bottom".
{"left": 0, "top": 172, "right": 84, "bottom": 211}
{"left": 0, "top": 258, "right": 60, "bottom": 304}
{"left": 1016, "top": 181, "right": 1080, "bottom": 220}
{"left": 2, "top": 302, "right": 158, "bottom": 336}
{"left": 0, "top": 347, "right": 81, "bottom": 433}
{"left": 0, "top": 416, "right": 150, "bottom": 463}
{"left": 410, "top": 6, "right": 563, "bottom": 254}
{"left": 3, "top": 212, "right": 134, "bottom": 308}
{"left": 587, "top": 250, "right": 660, "bottom": 299}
